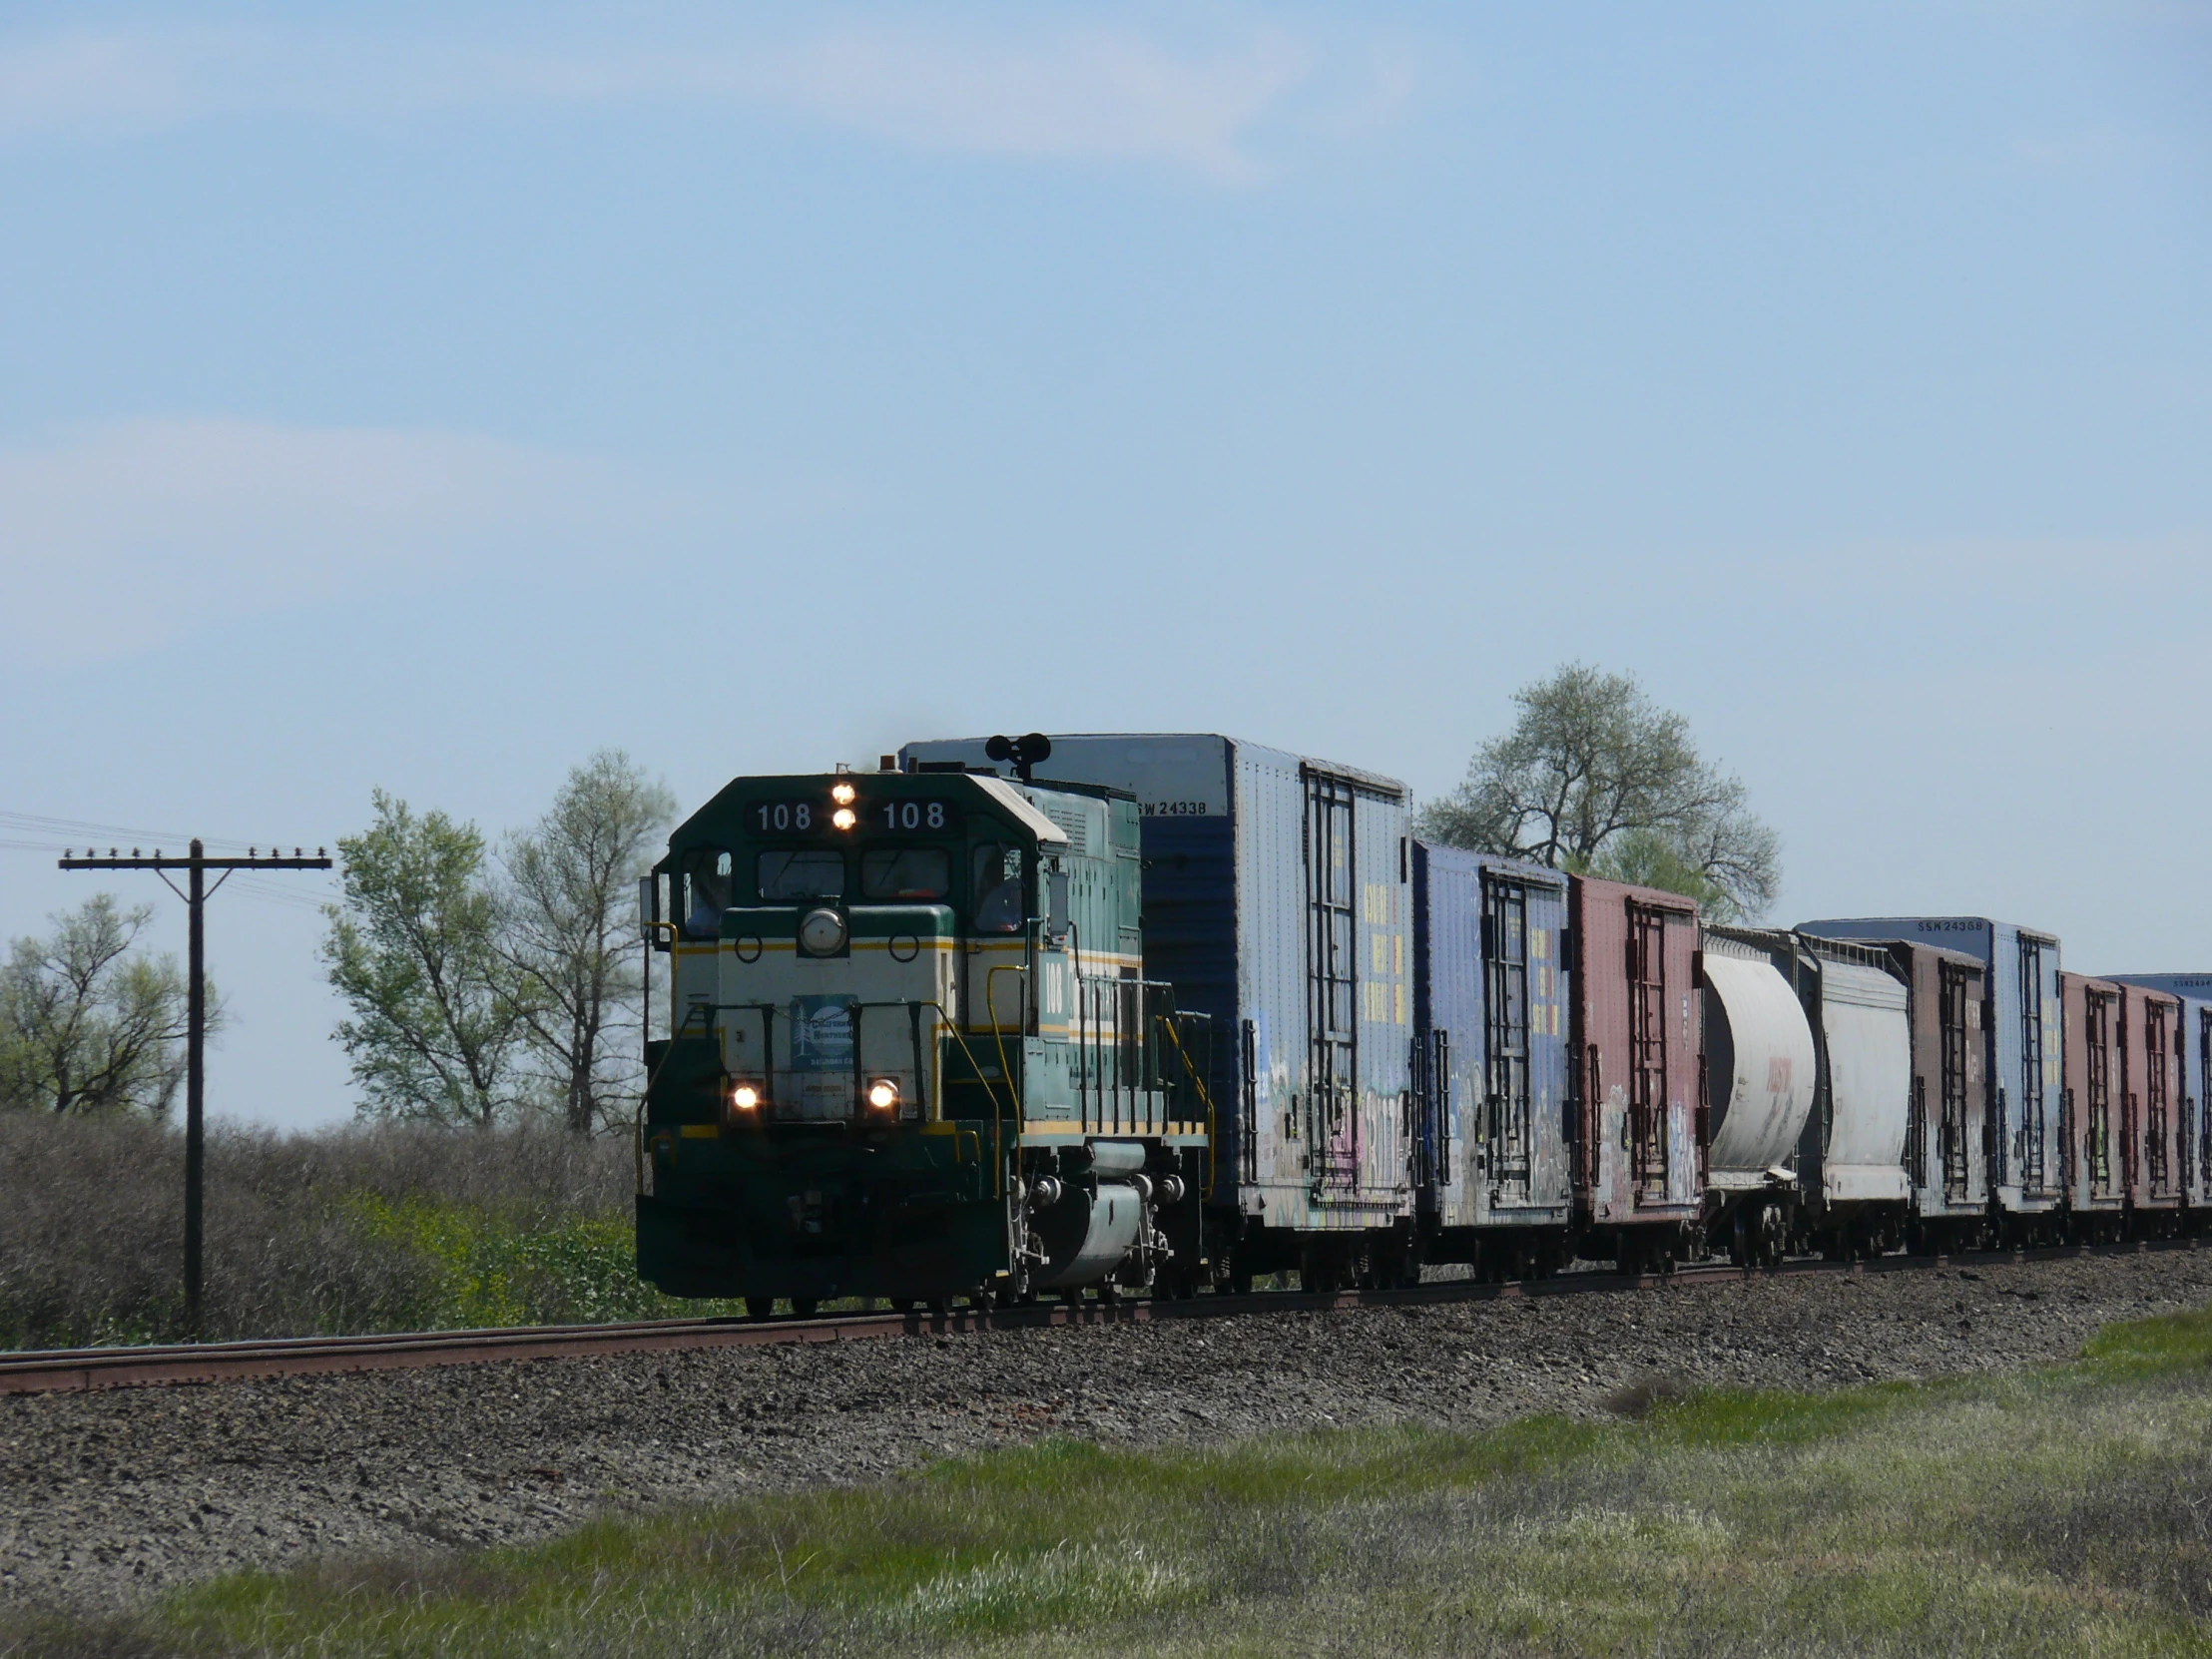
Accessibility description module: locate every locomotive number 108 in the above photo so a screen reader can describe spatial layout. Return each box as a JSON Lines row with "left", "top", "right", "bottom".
{"left": 752, "top": 800, "right": 954, "bottom": 833}
{"left": 880, "top": 801, "right": 948, "bottom": 830}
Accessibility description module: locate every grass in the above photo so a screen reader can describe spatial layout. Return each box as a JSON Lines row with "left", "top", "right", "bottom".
{"left": 12, "top": 1309, "right": 2212, "bottom": 1657}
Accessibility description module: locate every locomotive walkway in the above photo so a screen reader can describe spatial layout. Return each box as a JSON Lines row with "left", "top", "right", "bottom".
{"left": 2, "top": 1239, "right": 2193, "bottom": 1396}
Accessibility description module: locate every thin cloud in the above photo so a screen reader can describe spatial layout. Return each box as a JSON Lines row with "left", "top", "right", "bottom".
{"left": 0, "top": 419, "right": 756, "bottom": 665}
{"left": 0, "top": 20, "right": 1324, "bottom": 182}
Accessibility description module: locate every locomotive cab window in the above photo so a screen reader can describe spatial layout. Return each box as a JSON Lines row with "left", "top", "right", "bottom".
{"left": 759, "top": 849, "right": 845, "bottom": 902}
{"left": 861, "top": 847, "right": 950, "bottom": 901}
{"left": 681, "top": 848, "right": 733, "bottom": 938}
{"left": 971, "top": 842, "right": 1025, "bottom": 933}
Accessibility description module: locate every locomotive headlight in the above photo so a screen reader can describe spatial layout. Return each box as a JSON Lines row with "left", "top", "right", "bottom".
{"left": 831, "top": 807, "right": 857, "bottom": 830}
{"left": 830, "top": 782, "right": 857, "bottom": 806}
{"left": 798, "top": 906, "right": 847, "bottom": 956}
{"left": 866, "top": 1079, "right": 899, "bottom": 1111}
{"left": 730, "top": 1081, "right": 762, "bottom": 1112}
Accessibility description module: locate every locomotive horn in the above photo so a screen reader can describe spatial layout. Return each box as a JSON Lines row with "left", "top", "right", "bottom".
{"left": 984, "top": 733, "right": 1053, "bottom": 782}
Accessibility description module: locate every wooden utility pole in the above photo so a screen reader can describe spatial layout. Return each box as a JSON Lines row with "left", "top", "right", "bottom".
{"left": 59, "top": 837, "right": 331, "bottom": 1338}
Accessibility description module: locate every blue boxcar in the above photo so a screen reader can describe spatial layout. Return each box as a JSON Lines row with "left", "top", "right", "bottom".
{"left": 1798, "top": 917, "right": 2063, "bottom": 1219}
{"left": 898, "top": 734, "right": 1415, "bottom": 1284}
{"left": 1410, "top": 843, "right": 1573, "bottom": 1253}
{"left": 2111, "top": 974, "right": 2212, "bottom": 1210}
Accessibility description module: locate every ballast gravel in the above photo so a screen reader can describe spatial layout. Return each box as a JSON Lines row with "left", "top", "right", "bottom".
{"left": 4, "top": 1249, "right": 2210, "bottom": 1615}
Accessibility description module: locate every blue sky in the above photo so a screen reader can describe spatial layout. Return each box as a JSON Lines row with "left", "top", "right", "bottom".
{"left": 3, "top": 2, "right": 2208, "bottom": 1129}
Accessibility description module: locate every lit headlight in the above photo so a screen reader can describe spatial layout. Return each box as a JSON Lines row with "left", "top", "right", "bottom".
{"left": 730, "top": 1081, "right": 762, "bottom": 1112}
{"left": 830, "top": 782, "right": 857, "bottom": 806}
{"left": 866, "top": 1079, "right": 899, "bottom": 1111}
{"left": 831, "top": 807, "right": 857, "bottom": 830}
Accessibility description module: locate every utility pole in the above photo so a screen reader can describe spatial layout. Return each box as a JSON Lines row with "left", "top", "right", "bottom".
{"left": 59, "top": 837, "right": 331, "bottom": 1339}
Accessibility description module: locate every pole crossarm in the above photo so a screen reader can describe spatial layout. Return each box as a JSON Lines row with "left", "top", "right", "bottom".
{"left": 56, "top": 835, "right": 331, "bottom": 1340}
{"left": 60, "top": 855, "right": 331, "bottom": 870}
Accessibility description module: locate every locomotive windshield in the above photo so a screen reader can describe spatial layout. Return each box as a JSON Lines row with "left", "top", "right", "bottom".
{"left": 759, "top": 849, "right": 845, "bottom": 901}
{"left": 971, "top": 842, "right": 1025, "bottom": 933}
{"left": 861, "top": 847, "right": 950, "bottom": 900}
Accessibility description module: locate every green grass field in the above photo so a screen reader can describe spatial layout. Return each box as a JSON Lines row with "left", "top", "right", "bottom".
{"left": 15, "top": 1308, "right": 2212, "bottom": 1658}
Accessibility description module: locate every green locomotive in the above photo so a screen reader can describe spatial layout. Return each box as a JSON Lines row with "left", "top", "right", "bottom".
{"left": 635, "top": 746, "right": 1212, "bottom": 1313}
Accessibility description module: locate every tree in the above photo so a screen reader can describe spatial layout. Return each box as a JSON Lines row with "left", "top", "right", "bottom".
{"left": 323, "top": 792, "right": 531, "bottom": 1126}
{"left": 0, "top": 894, "right": 210, "bottom": 1115}
{"left": 1416, "top": 663, "right": 1781, "bottom": 920}
{"left": 500, "top": 751, "right": 677, "bottom": 1137}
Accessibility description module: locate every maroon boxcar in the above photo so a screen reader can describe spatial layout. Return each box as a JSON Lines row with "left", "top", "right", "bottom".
{"left": 1567, "top": 874, "right": 1701, "bottom": 1268}
{"left": 1874, "top": 939, "right": 1991, "bottom": 1244}
{"left": 2060, "top": 971, "right": 2126, "bottom": 1234}
{"left": 2117, "top": 980, "right": 2188, "bottom": 1227}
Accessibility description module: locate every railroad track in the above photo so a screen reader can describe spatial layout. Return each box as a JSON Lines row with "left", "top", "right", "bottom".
{"left": 0, "top": 1239, "right": 2191, "bottom": 1397}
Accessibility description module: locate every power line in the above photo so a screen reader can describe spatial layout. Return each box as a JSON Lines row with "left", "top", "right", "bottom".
{"left": 0, "top": 809, "right": 264, "bottom": 853}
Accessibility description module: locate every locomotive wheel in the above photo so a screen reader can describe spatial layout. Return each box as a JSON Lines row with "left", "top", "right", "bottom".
{"left": 927, "top": 1297, "right": 951, "bottom": 1319}
{"left": 744, "top": 1296, "right": 774, "bottom": 1322}
{"left": 891, "top": 1299, "right": 917, "bottom": 1316}
{"left": 790, "top": 1298, "right": 819, "bottom": 1319}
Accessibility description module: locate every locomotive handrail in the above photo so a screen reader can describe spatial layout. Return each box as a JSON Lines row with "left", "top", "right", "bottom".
{"left": 914, "top": 998, "right": 1012, "bottom": 1197}
{"left": 982, "top": 965, "right": 1030, "bottom": 1196}
{"left": 983, "top": 964, "right": 1027, "bottom": 1114}
{"left": 1155, "top": 1010, "right": 1218, "bottom": 1198}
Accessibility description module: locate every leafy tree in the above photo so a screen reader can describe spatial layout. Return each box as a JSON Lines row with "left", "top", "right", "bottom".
{"left": 1417, "top": 663, "right": 1781, "bottom": 920}
{"left": 500, "top": 751, "right": 676, "bottom": 1137}
{"left": 323, "top": 792, "right": 531, "bottom": 1126}
{"left": 0, "top": 894, "right": 211, "bottom": 1115}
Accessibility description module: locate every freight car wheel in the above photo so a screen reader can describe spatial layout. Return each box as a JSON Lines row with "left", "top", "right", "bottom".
{"left": 790, "top": 1298, "right": 818, "bottom": 1319}
{"left": 745, "top": 1297, "right": 774, "bottom": 1322}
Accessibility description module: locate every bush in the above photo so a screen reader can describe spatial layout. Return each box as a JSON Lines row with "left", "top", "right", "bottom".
{"left": 0, "top": 1115, "right": 716, "bottom": 1350}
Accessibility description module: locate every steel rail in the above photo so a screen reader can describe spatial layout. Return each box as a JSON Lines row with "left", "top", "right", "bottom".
{"left": 0, "top": 1238, "right": 2193, "bottom": 1397}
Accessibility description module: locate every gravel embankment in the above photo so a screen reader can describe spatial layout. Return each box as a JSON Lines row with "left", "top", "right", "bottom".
{"left": 5, "top": 1249, "right": 2209, "bottom": 1614}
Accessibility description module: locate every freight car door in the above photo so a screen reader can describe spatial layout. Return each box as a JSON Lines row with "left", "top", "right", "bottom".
{"left": 1938, "top": 963, "right": 1973, "bottom": 1202}
{"left": 2146, "top": 999, "right": 2173, "bottom": 1198}
{"left": 1627, "top": 902, "right": 1670, "bottom": 1200}
{"left": 2200, "top": 1008, "right": 2212, "bottom": 1200}
{"left": 1303, "top": 770, "right": 1360, "bottom": 1193}
{"left": 2016, "top": 936, "right": 2052, "bottom": 1197}
{"left": 2084, "top": 988, "right": 2115, "bottom": 1197}
{"left": 1482, "top": 871, "right": 1533, "bottom": 1199}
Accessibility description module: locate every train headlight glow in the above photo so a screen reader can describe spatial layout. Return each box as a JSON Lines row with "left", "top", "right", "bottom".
{"left": 830, "top": 782, "right": 857, "bottom": 806}
{"left": 831, "top": 807, "right": 857, "bottom": 830}
{"left": 866, "top": 1079, "right": 899, "bottom": 1111}
{"left": 730, "top": 1082, "right": 762, "bottom": 1112}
